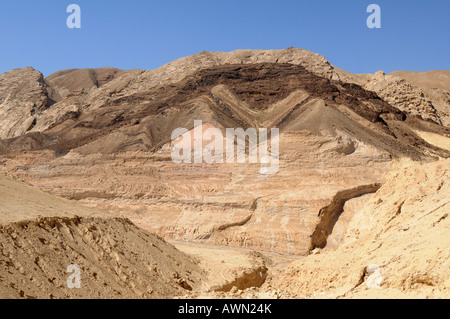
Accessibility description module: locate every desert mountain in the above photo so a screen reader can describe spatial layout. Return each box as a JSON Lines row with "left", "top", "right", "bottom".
{"left": 0, "top": 48, "right": 449, "bottom": 257}
{"left": 0, "top": 48, "right": 449, "bottom": 298}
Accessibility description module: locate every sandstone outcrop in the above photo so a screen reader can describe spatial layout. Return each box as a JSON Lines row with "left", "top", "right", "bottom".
{"left": 0, "top": 67, "right": 51, "bottom": 139}
{"left": 390, "top": 70, "right": 450, "bottom": 127}
{"left": 362, "top": 71, "right": 442, "bottom": 125}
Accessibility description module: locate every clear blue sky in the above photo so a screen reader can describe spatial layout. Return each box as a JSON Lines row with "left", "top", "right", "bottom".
{"left": 1, "top": 0, "right": 449, "bottom": 77}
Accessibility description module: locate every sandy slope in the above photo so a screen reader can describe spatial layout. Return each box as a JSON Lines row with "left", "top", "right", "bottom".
{"left": 0, "top": 174, "right": 205, "bottom": 299}
{"left": 275, "top": 158, "right": 450, "bottom": 298}
{"left": 0, "top": 174, "right": 103, "bottom": 224}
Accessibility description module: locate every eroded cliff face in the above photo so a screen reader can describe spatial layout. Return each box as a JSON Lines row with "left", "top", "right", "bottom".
{"left": 390, "top": 70, "right": 450, "bottom": 127}
{"left": 276, "top": 158, "right": 450, "bottom": 299}
{"left": 0, "top": 67, "right": 51, "bottom": 140}
{"left": 0, "top": 49, "right": 449, "bottom": 258}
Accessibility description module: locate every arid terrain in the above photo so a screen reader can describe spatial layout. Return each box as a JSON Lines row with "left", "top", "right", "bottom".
{"left": 0, "top": 48, "right": 449, "bottom": 298}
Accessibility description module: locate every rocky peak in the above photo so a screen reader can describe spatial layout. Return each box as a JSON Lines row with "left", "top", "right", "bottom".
{"left": 0, "top": 67, "right": 51, "bottom": 139}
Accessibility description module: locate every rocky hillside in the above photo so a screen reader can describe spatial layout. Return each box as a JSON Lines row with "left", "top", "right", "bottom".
{"left": 0, "top": 48, "right": 449, "bottom": 258}
{"left": 390, "top": 70, "right": 450, "bottom": 127}
{"left": 0, "top": 67, "right": 50, "bottom": 140}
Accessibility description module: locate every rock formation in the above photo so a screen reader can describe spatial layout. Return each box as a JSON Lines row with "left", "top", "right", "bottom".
{"left": 276, "top": 159, "right": 450, "bottom": 298}
{"left": 0, "top": 48, "right": 449, "bottom": 298}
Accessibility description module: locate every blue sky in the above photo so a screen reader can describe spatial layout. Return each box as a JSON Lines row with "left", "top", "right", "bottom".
{"left": 0, "top": 0, "right": 449, "bottom": 77}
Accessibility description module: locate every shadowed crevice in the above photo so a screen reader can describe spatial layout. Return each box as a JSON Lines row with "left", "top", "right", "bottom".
{"left": 310, "top": 183, "right": 382, "bottom": 251}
